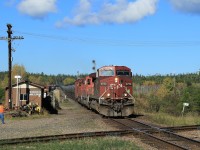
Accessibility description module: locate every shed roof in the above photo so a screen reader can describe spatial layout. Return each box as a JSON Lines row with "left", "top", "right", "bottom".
{"left": 5, "top": 80, "right": 45, "bottom": 90}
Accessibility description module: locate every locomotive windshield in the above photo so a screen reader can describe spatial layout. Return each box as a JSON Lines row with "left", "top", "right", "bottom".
{"left": 116, "top": 70, "right": 130, "bottom": 76}
{"left": 99, "top": 69, "right": 114, "bottom": 76}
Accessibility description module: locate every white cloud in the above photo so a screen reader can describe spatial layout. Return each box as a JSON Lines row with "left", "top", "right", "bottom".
{"left": 17, "top": 0, "right": 57, "bottom": 19}
{"left": 56, "top": 0, "right": 158, "bottom": 27}
{"left": 170, "top": 0, "right": 200, "bottom": 14}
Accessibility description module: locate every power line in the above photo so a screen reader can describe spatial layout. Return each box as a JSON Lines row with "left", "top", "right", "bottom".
{"left": 13, "top": 30, "right": 200, "bottom": 47}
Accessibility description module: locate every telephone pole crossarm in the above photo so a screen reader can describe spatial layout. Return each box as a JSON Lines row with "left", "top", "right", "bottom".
{"left": 0, "top": 37, "right": 8, "bottom": 40}
{"left": 0, "top": 36, "right": 24, "bottom": 40}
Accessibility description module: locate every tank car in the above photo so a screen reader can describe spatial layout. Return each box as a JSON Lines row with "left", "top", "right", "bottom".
{"left": 75, "top": 66, "right": 135, "bottom": 117}
{"left": 61, "top": 84, "right": 75, "bottom": 99}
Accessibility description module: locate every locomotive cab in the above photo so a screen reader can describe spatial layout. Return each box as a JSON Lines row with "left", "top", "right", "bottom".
{"left": 97, "top": 66, "right": 134, "bottom": 101}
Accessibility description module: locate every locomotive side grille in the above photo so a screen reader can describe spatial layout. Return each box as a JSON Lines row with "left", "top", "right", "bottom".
{"left": 126, "top": 83, "right": 132, "bottom": 86}
{"left": 100, "top": 82, "right": 107, "bottom": 86}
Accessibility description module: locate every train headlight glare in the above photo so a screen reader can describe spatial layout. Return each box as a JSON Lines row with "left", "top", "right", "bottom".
{"left": 107, "top": 93, "right": 110, "bottom": 97}
{"left": 115, "top": 77, "right": 118, "bottom": 83}
{"left": 124, "top": 93, "right": 128, "bottom": 97}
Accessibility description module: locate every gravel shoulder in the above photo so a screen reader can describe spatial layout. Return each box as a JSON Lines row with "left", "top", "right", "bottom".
{"left": 178, "top": 131, "right": 200, "bottom": 141}
{"left": 0, "top": 99, "right": 116, "bottom": 140}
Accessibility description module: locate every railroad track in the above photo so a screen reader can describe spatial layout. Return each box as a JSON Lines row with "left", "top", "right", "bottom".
{"left": 0, "top": 130, "right": 133, "bottom": 146}
{"left": 109, "top": 118, "right": 200, "bottom": 150}
{"left": 58, "top": 92, "right": 200, "bottom": 149}
{"left": 0, "top": 119, "right": 199, "bottom": 150}
{"left": 162, "top": 125, "right": 200, "bottom": 132}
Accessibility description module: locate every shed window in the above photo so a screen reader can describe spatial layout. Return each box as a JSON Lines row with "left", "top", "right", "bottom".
{"left": 20, "top": 94, "right": 28, "bottom": 101}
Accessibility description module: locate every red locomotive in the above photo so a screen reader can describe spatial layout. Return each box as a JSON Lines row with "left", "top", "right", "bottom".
{"left": 75, "top": 65, "right": 135, "bottom": 117}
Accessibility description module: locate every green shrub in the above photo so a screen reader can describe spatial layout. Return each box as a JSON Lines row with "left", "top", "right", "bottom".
{"left": 0, "top": 87, "right": 5, "bottom": 103}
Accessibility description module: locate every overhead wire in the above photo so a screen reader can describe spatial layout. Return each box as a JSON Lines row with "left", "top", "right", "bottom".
{"left": 12, "top": 30, "right": 200, "bottom": 47}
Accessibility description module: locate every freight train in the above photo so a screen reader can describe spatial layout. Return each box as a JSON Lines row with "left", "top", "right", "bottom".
{"left": 72, "top": 65, "right": 135, "bottom": 117}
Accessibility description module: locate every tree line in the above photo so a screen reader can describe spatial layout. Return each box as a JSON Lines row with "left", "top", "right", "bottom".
{"left": 133, "top": 74, "right": 200, "bottom": 116}
{"left": 133, "top": 73, "right": 200, "bottom": 85}
{"left": 0, "top": 64, "right": 200, "bottom": 116}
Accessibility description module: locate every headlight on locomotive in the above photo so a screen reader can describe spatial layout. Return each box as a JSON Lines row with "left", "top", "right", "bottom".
{"left": 124, "top": 93, "right": 128, "bottom": 97}
{"left": 107, "top": 93, "right": 111, "bottom": 97}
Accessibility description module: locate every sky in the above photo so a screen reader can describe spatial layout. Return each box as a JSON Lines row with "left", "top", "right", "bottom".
{"left": 0, "top": 0, "right": 200, "bottom": 76}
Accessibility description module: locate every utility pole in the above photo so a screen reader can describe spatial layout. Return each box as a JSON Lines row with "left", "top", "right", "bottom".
{"left": 0, "top": 24, "right": 24, "bottom": 109}
{"left": 7, "top": 24, "right": 12, "bottom": 109}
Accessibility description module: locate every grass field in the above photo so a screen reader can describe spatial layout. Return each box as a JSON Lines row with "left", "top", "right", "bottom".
{"left": 146, "top": 112, "right": 200, "bottom": 126}
{"left": 0, "top": 137, "right": 142, "bottom": 150}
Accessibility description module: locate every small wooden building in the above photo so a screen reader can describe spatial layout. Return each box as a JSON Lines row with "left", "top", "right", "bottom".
{"left": 5, "top": 81, "right": 45, "bottom": 109}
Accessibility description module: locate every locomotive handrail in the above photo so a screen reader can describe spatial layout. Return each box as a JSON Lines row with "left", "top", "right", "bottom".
{"left": 125, "top": 86, "right": 136, "bottom": 103}
{"left": 99, "top": 87, "right": 109, "bottom": 104}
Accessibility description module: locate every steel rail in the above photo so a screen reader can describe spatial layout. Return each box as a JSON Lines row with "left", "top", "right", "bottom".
{"left": 132, "top": 128, "right": 188, "bottom": 150}
{"left": 0, "top": 130, "right": 133, "bottom": 146}
{"left": 161, "top": 125, "right": 200, "bottom": 132}
{"left": 109, "top": 118, "right": 200, "bottom": 150}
